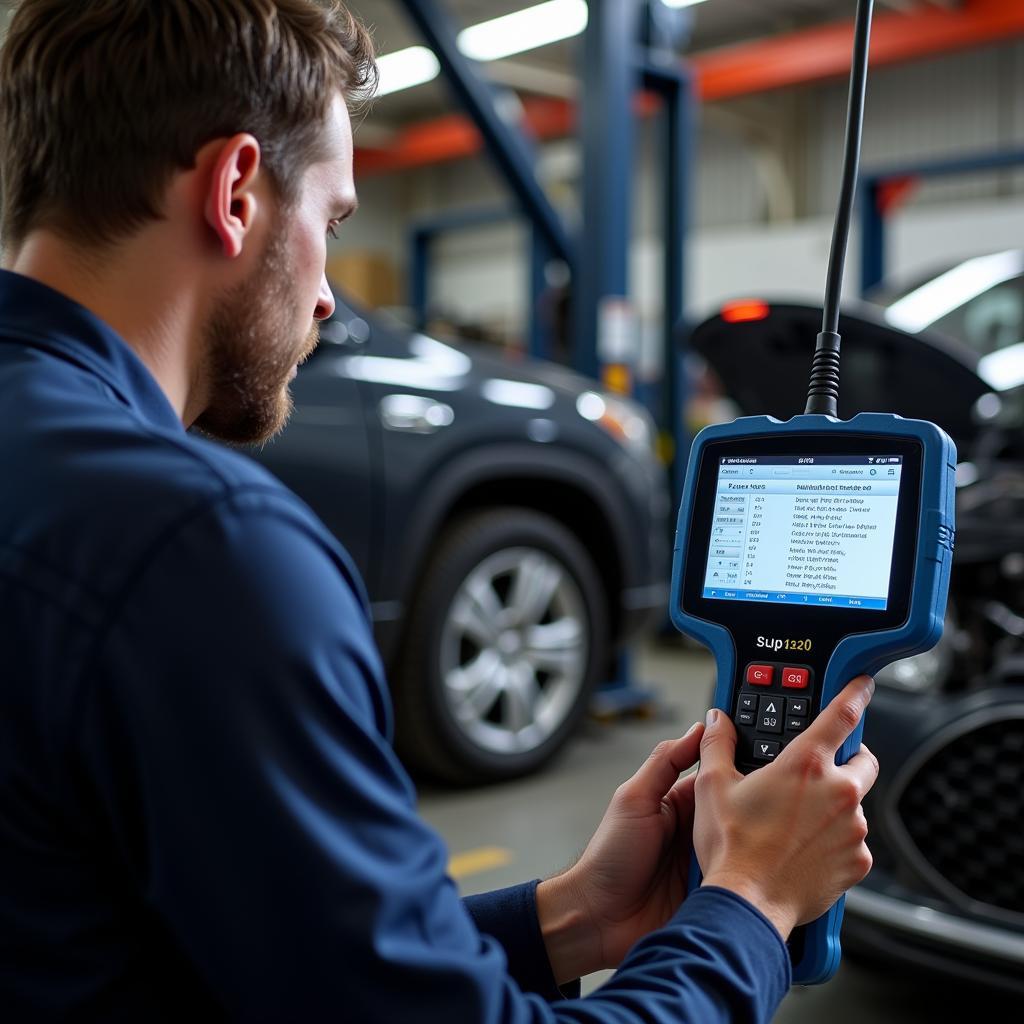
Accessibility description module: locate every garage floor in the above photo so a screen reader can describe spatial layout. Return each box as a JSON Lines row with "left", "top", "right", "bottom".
{"left": 418, "top": 639, "right": 1016, "bottom": 1019}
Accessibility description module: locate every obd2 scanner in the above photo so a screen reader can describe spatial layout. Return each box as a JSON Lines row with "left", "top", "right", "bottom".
{"left": 668, "top": 0, "right": 956, "bottom": 985}
{"left": 671, "top": 415, "right": 955, "bottom": 983}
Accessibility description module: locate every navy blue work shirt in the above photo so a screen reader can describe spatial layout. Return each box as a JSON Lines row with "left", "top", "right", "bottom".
{"left": 0, "top": 269, "right": 791, "bottom": 1021}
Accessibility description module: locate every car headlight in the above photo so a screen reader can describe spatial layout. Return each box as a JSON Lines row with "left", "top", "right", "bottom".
{"left": 577, "top": 391, "right": 655, "bottom": 456}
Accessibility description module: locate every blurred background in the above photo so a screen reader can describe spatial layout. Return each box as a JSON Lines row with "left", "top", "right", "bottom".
{"left": 8, "top": 0, "right": 1020, "bottom": 1016}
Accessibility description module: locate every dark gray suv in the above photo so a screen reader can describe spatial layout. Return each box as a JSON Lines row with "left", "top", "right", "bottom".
{"left": 249, "top": 292, "right": 670, "bottom": 784}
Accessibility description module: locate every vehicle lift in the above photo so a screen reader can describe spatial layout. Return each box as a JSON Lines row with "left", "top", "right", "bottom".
{"left": 393, "top": 0, "right": 698, "bottom": 719}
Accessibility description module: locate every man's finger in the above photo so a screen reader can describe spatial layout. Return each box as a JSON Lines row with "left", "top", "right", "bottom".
{"left": 667, "top": 771, "right": 697, "bottom": 824}
{"left": 791, "top": 676, "right": 874, "bottom": 759}
{"left": 840, "top": 743, "right": 880, "bottom": 799}
{"left": 696, "top": 709, "right": 740, "bottom": 787}
{"left": 621, "top": 723, "right": 705, "bottom": 804}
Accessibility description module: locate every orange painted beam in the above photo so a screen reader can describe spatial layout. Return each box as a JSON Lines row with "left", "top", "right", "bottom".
{"left": 356, "top": 0, "right": 1024, "bottom": 177}
{"left": 356, "top": 96, "right": 575, "bottom": 175}
{"left": 696, "top": 0, "right": 1024, "bottom": 102}
{"left": 355, "top": 94, "right": 660, "bottom": 174}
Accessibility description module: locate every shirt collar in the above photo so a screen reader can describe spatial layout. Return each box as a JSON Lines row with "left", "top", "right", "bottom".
{"left": 0, "top": 268, "right": 183, "bottom": 433}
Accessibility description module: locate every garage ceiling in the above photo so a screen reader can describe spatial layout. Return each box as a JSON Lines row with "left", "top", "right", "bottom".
{"left": 346, "top": 0, "right": 952, "bottom": 126}
{"left": 0, "top": 0, "right": 973, "bottom": 133}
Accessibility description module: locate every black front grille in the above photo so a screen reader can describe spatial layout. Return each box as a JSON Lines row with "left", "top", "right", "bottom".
{"left": 896, "top": 715, "right": 1024, "bottom": 917}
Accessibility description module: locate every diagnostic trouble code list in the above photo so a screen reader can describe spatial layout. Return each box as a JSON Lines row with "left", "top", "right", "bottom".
{"left": 702, "top": 456, "right": 903, "bottom": 611}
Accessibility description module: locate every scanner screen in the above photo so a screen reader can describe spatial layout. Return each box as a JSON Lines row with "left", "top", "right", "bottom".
{"left": 702, "top": 455, "right": 903, "bottom": 611}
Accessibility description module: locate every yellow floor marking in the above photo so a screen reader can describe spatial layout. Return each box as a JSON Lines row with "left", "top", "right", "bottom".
{"left": 449, "top": 846, "right": 514, "bottom": 880}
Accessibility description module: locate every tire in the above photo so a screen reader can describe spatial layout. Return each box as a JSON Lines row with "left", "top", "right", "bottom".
{"left": 394, "top": 508, "right": 608, "bottom": 785}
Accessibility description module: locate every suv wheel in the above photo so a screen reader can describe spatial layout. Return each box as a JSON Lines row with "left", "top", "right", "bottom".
{"left": 395, "top": 508, "right": 607, "bottom": 784}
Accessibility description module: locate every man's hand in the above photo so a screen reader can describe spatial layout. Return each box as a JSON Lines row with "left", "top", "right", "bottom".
{"left": 537, "top": 722, "right": 705, "bottom": 984}
{"left": 695, "top": 675, "right": 880, "bottom": 940}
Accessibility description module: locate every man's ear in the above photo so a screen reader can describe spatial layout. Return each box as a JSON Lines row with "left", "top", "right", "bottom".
{"left": 204, "top": 134, "right": 263, "bottom": 260}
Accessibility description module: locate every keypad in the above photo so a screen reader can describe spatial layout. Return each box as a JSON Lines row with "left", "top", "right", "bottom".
{"left": 734, "top": 661, "right": 815, "bottom": 767}
{"left": 757, "top": 696, "right": 784, "bottom": 734}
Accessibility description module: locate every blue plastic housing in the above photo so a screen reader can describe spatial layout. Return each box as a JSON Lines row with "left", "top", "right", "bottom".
{"left": 670, "top": 412, "right": 956, "bottom": 985}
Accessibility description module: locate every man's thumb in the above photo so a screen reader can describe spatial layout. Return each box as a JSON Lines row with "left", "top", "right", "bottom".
{"left": 698, "top": 708, "right": 737, "bottom": 772}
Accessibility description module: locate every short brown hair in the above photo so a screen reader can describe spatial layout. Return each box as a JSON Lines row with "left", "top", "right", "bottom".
{"left": 0, "top": 0, "right": 376, "bottom": 249}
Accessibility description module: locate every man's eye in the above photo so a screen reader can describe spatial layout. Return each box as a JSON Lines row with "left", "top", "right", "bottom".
{"left": 327, "top": 222, "right": 340, "bottom": 240}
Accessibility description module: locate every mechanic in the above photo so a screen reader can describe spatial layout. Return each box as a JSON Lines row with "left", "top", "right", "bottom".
{"left": 0, "top": 2, "right": 879, "bottom": 1020}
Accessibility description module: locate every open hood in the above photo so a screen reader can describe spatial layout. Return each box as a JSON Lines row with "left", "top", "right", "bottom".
{"left": 689, "top": 301, "right": 991, "bottom": 449}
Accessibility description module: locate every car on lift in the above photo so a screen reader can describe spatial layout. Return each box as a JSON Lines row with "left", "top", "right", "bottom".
{"left": 245, "top": 290, "right": 669, "bottom": 785}
{"left": 689, "top": 270, "right": 1024, "bottom": 993}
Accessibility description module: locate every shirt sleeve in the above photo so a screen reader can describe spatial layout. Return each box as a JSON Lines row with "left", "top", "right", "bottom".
{"left": 464, "top": 882, "right": 580, "bottom": 1001}
{"left": 74, "top": 487, "right": 790, "bottom": 1024}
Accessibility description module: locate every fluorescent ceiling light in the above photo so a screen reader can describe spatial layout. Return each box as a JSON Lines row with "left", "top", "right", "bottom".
{"left": 884, "top": 250, "right": 1024, "bottom": 334}
{"left": 374, "top": 46, "right": 440, "bottom": 98}
{"left": 458, "top": 0, "right": 588, "bottom": 63}
{"left": 375, "top": 0, "right": 711, "bottom": 98}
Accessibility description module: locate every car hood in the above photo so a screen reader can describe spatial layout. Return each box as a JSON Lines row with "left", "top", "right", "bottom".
{"left": 690, "top": 300, "right": 991, "bottom": 448}
{"left": 457, "top": 340, "right": 603, "bottom": 398}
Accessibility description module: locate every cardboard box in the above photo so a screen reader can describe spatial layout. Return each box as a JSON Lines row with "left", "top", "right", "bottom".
{"left": 327, "top": 250, "right": 401, "bottom": 309}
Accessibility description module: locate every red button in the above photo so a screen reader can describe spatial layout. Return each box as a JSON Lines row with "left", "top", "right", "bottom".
{"left": 746, "top": 664, "right": 774, "bottom": 686}
{"left": 782, "top": 667, "right": 810, "bottom": 689}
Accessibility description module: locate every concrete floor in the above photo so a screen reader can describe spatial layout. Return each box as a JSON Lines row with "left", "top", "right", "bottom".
{"left": 418, "top": 639, "right": 1017, "bottom": 1019}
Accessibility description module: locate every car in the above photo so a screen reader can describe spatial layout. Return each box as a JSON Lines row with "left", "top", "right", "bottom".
{"left": 243, "top": 289, "right": 670, "bottom": 785}
{"left": 872, "top": 248, "right": 1024, "bottom": 366}
{"left": 689, "top": 286, "right": 1024, "bottom": 994}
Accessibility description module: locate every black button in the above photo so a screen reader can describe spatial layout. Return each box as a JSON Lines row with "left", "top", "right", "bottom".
{"left": 753, "top": 740, "right": 780, "bottom": 762}
{"left": 737, "top": 710, "right": 755, "bottom": 726}
{"left": 757, "top": 696, "right": 784, "bottom": 734}
{"left": 738, "top": 693, "right": 758, "bottom": 713}
{"left": 787, "top": 698, "right": 808, "bottom": 717}
{"left": 786, "top": 717, "right": 806, "bottom": 733}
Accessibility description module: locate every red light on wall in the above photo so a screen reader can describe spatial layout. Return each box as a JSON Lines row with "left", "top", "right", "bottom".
{"left": 721, "top": 300, "right": 770, "bottom": 323}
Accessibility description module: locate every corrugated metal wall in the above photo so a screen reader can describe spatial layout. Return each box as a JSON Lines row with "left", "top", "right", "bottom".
{"left": 816, "top": 42, "right": 1022, "bottom": 210}
{"left": 687, "top": 40, "right": 1024, "bottom": 229}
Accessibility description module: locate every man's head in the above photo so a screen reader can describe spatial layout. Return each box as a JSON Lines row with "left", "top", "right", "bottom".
{"left": 0, "top": 0, "right": 376, "bottom": 443}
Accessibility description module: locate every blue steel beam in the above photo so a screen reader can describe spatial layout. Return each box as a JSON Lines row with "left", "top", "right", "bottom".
{"left": 860, "top": 146, "right": 1024, "bottom": 295}
{"left": 396, "top": 0, "right": 574, "bottom": 269}
{"left": 573, "top": 0, "right": 642, "bottom": 381}
{"left": 859, "top": 179, "right": 885, "bottom": 296}
{"left": 529, "top": 229, "right": 554, "bottom": 361}
{"left": 408, "top": 204, "right": 555, "bottom": 358}
{"left": 575, "top": 0, "right": 655, "bottom": 712}
{"left": 408, "top": 204, "right": 517, "bottom": 331}
{"left": 642, "top": 59, "right": 696, "bottom": 503}
{"left": 865, "top": 147, "right": 1024, "bottom": 185}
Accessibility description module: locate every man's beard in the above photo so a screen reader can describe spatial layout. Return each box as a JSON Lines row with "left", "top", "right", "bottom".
{"left": 193, "top": 229, "right": 320, "bottom": 446}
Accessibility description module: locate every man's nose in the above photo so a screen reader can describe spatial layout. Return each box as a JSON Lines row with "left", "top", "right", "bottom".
{"left": 314, "top": 274, "right": 336, "bottom": 321}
